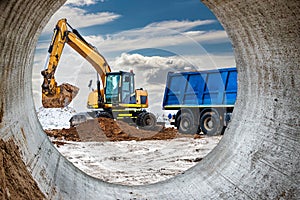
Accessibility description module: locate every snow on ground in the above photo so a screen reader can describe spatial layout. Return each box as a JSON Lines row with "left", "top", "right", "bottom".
{"left": 37, "top": 107, "right": 77, "bottom": 129}
{"left": 57, "top": 137, "right": 221, "bottom": 185}
{"left": 37, "top": 107, "right": 222, "bottom": 185}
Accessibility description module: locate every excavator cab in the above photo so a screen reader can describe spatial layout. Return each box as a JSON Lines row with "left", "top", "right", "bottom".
{"left": 105, "top": 71, "right": 149, "bottom": 108}
{"left": 87, "top": 71, "right": 149, "bottom": 109}
{"left": 105, "top": 71, "right": 134, "bottom": 104}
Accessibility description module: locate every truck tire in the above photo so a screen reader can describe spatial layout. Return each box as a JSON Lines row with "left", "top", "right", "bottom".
{"left": 178, "top": 112, "right": 198, "bottom": 134}
{"left": 200, "top": 111, "right": 222, "bottom": 136}
{"left": 136, "top": 112, "right": 157, "bottom": 130}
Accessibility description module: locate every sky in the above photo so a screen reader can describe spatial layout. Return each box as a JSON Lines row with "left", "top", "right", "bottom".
{"left": 32, "top": 0, "right": 235, "bottom": 115}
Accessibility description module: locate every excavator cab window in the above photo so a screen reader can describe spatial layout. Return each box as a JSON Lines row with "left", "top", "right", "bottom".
{"left": 105, "top": 71, "right": 135, "bottom": 105}
{"left": 105, "top": 74, "right": 120, "bottom": 104}
{"left": 121, "top": 73, "right": 135, "bottom": 103}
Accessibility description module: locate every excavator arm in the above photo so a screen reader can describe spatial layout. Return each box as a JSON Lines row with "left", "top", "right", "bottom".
{"left": 41, "top": 18, "right": 111, "bottom": 108}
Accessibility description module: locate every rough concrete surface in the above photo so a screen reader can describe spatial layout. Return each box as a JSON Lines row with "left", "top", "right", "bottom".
{"left": 0, "top": 0, "right": 299, "bottom": 199}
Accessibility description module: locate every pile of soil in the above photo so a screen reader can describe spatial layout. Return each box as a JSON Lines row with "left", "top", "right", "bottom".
{"left": 0, "top": 139, "right": 45, "bottom": 199}
{"left": 97, "top": 118, "right": 179, "bottom": 141}
{"left": 45, "top": 117, "right": 196, "bottom": 144}
{"left": 46, "top": 127, "right": 81, "bottom": 142}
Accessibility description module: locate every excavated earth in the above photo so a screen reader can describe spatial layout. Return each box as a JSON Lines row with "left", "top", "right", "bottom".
{"left": 45, "top": 118, "right": 198, "bottom": 146}
{"left": 42, "top": 83, "right": 79, "bottom": 108}
{"left": 0, "top": 139, "right": 46, "bottom": 199}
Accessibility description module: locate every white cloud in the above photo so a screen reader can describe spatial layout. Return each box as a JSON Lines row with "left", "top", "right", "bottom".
{"left": 183, "top": 30, "right": 228, "bottom": 43}
{"left": 66, "top": 0, "right": 99, "bottom": 6}
{"left": 111, "top": 53, "right": 235, "bottom": 85}
{"left": 113, "top": 53, "right": 194, "bottom": 74}
{"left": 38, "top": 17, "right": 229, "bottom": 58}
{"left": 149, "top": 20, "right": 215, "bottom": 30}
{"left": 42, "top": 5, "right": 121, "bottom": 33}
{"left": 80, "top": 20, "right": 230, "bottom": 57}
{"left": 113, "top": 53, "right": 235, "bottom": 70}
{"left": 117, "top": 20, "right": 216, "bottom": 37}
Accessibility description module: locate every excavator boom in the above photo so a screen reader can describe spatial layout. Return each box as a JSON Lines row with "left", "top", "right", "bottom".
{"left": 41, "top": 18, "right": 111, "bottom": 108}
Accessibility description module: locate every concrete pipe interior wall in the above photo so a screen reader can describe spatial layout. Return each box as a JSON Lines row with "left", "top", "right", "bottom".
{"left": 0, "top": 0, "right": 299, "bottom": 199}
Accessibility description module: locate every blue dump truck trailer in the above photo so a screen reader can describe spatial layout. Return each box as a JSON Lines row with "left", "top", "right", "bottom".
{"left": 162, "top": 67, "right": 237, "bottom": 135}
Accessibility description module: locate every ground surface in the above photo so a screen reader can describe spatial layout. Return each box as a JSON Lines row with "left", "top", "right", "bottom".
{"left": 55, "top": 137, "right": 221, "bottom": 185}
{"left": 41, "top": 108, "right": 222, "bottom": 186}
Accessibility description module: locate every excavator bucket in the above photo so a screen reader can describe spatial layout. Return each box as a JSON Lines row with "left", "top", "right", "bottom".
{"left": 42, "top": 83, "right": 79, "bottom": 108}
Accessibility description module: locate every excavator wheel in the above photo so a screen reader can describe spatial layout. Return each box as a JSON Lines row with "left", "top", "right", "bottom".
{"left": 136, "top": 112, "right": 157, "bottom": 130}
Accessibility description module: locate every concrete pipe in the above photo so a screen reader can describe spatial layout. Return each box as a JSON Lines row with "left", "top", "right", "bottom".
{"left": 0, "top": 0, "right": 299, "bottom": 199}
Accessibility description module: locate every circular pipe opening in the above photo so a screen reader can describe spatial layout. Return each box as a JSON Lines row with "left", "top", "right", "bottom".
{"left": 33, "top": 0, "right": 234, "bottom": 186}
{"left": 0, "top": 0, "right": 299, "bottom": 199}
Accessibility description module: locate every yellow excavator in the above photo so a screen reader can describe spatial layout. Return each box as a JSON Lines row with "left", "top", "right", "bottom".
{"left": 41, "top": 18, "right": 156, "bottom": 129}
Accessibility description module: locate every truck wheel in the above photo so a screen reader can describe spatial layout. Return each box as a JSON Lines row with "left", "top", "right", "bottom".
{"left": 137, "top": 112, "right": 157, "bottom": 130}
{"left": 200, "top": 112, "right": 222, "bottom": 136}
{"left": 178, "top": 112, "right": 198, "bottom": 134}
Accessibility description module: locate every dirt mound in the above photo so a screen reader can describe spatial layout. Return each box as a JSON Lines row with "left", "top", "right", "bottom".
{"left": 46, "top": 127, "right": 81, "bottom": 142}
{"left": 97, "top": 118, "right": 178, "bottom": 141}
{"left": 0, "top": 139, "right": 45, "bottom": 199}
{"left": 42, "top": 83, "right": 79, "bottom": 108}
{"left": 76, "top": 119, "right": 109, "bottom": 142}
{"left": 45, "top": 117, "right": 190, "bottom": 144}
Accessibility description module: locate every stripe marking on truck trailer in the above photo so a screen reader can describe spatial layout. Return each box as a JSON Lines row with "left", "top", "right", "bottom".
{"left": 164, "top": 104, "right": 235, "bottom": 109}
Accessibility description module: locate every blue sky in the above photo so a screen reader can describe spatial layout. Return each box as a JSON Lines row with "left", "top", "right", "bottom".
{"left": 38, "top": 0, "right": 232, "bottom": 56}
{"left": 33, "top": 0, "right": 235, "bottom": 114}
{"left": 75, "top": 1, "right": 220, "bottom": 34}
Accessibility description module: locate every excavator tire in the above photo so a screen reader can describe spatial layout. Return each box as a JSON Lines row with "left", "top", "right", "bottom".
{"left": 136, "top": 112, "right": 157, "bottom": 130}
{"left": 42, "top": 83, "right": 79, "bottom": 108}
